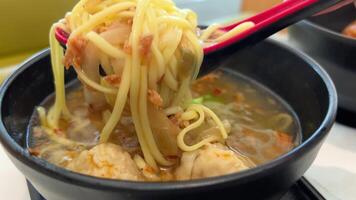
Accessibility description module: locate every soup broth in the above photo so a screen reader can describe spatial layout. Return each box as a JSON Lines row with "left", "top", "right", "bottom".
{"left": 28, "top": 70, "right": 300, "bottom": 181}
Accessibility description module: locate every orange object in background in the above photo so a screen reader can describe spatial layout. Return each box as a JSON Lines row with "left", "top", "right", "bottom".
{"left": 241, "top": 0, "right": 283, "bottom": 13}
{"left": 241, "top": 0, "right": 287, "bottom": 35}
{"left": 342, "top": 20, "right": 356, "bottom": 38}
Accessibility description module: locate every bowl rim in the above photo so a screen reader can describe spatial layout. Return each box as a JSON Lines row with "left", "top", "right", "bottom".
{"left": 0, "top": 39, "right": 337, "bottom": 192}
{"left": 300, "top": 19, "right": 356, "bottom": 45}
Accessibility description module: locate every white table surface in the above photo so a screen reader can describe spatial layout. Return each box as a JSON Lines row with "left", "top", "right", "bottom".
{"left": 1, "top": 122, "right": 356, "bottom": 200}
{"left": 305, "top": 123, "right": 356, "bottom": 200}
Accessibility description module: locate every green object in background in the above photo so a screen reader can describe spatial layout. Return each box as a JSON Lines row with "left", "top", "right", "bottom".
{"left": 0, "top": 0, "right": 78, "bottom": 67}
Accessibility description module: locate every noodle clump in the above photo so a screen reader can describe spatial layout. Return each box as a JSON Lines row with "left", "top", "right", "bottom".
{"left": 39, "top": 0, "right": 254, "bottom": 171}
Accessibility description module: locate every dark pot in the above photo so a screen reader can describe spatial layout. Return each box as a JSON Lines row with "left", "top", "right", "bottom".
{"left": 0, "top": 39, "right": 337, "bottom": 200}
{"left": 289, "top": 4, "right": 356, "bottom": 112}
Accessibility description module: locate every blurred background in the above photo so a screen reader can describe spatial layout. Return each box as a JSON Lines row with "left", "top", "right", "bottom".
{"left": 0, "top": 0, "right": 77, "bottom": 64}
{"left": 0, "top": 0, "right": 282, "bottom": 82}
{"left": 0, "top": 0, "right": 78, "bottom": 80}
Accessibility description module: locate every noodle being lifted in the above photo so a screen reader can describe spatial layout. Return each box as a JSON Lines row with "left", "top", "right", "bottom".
{"left": 29, "top": 0, "right": 297, "bottom": 181}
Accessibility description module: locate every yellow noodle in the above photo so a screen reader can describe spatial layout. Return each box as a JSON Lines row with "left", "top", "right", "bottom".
{"left": 46, "top": 0, "right": 244, "bottom": 170}
{"left": 168, "top": 56, "right": 178, "bottom": 78}
{"left": 182, "top": 9, "right": 198, "bottom": 28}
{"left": 157, "top": 16, "right": 193, "bottom": 29}
{"left": 151, "top": 44, "right": 165, "bottom": 79}
{"left": 145, "top": 6, "right": 163, "bottom": 90}
{"left": 163, "top": 66, "right": 178, "bottom": 91}
{"left": 180, "top": 110, "right": 198, "bottom": 121}
{"left": 148, "top": 59, "right": 158, "bottom": 90}
{"left": 86, "top": 31, "right": 126, "bottom": 59}
{"left": 118, "top": 11, "right": 135, "bottom": 18}
{"left": 72, "top": 2, "right": 136, "bottom": 36}
{"left": 43, "top": 127, "right": 89, "bottom": 147}
{"left": 184, "top": 30, "right": 203, "bottom": 79}
{"left": 177, "top": 104, "right": 228, "bottom": 151}
{"left": 200, "top": 23, "right": 221, "bottom": 41}
{"left": 160, "top": 84, "right": 171, "bottom": 107}
{"left": 100, "top": 0, "right": 135, "bottom": 7}
{"left": 99, "top": 53, "right": 114, "bottom": 75}
{"left": 129, "top": 0, "right": 159, "bottom": 168}
{"left": 215, "top": 21, "right": 255, "bottom": 42}
{"left": 164, "top": 106, "right": 183, "bottom": 116}
{"left": 134, "top": 154, "right": 147, "bottom": 169}
{"left": 36, "top": 107, "right": 47, "bottom": 127}
{"left": 102, "top": 110, "right": 112, "bottom": 123}
{"left": 162, "top": 29, "right": 183, "bottom": 64}
{"left": 100, "top": 78, "right": 117, "bottom": 107}
{"left": 139, "top": 65, "right": 172, "bottom": 166}
{"left": 70, "top": 0, "right": 89, "bottom": 30}
{"left": 75, "top": 68, "right": 117, "bottom": 94}
{"left": 200, "top": 105, "right": 228, "bottom": 139}
{"left": 100, "top": 57, "right": 131, "bottom": 142}
{"left": 47, "top": 25, "right": 71, "bottom": 128}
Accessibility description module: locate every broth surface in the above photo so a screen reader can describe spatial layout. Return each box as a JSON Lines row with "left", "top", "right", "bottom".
{"left": 28, "top": 70, "right": 300, "bottom": 180}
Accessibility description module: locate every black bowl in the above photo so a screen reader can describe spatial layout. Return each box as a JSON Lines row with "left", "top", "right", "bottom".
{"left": 289, "top": 4, "right": 356, "bottom": 112}
{"left": 0, "top": 40, "right": 337, "bottom": 200}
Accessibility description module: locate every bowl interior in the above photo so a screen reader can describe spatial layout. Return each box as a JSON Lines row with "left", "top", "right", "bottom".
{"left": 1, "top": 40, "right": 334, "bottom": 153}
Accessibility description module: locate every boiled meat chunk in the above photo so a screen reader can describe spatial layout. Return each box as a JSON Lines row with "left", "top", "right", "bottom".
{"left": 175, "top": 143, "right": 250, "bottom": 180}
{"left": 66, "top": 143, "right": 143, "bottom": 181}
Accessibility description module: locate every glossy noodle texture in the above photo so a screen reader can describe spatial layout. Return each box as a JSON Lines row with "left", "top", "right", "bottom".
{"left": 28, "top": 0, "right": 298, "bottom": 181}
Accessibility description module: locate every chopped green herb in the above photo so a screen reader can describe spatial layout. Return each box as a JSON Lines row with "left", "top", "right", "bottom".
{"left": 191, "top": 97, "right": 204, "bottom": 104}
{"left": 191, "top": 94, "right": 224, "bottom": 104}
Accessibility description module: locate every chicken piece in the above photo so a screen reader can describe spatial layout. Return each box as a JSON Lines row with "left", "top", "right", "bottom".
{"left": 175, "top": 143, "right": 250, "bottom": 180}
{"left": 66, "top": 143, "right": 143, "bottom": 181}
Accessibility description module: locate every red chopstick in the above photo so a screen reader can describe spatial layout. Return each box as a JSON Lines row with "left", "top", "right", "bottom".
{"left": 203, "top": 0, "right": 319, "bottom": 54}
